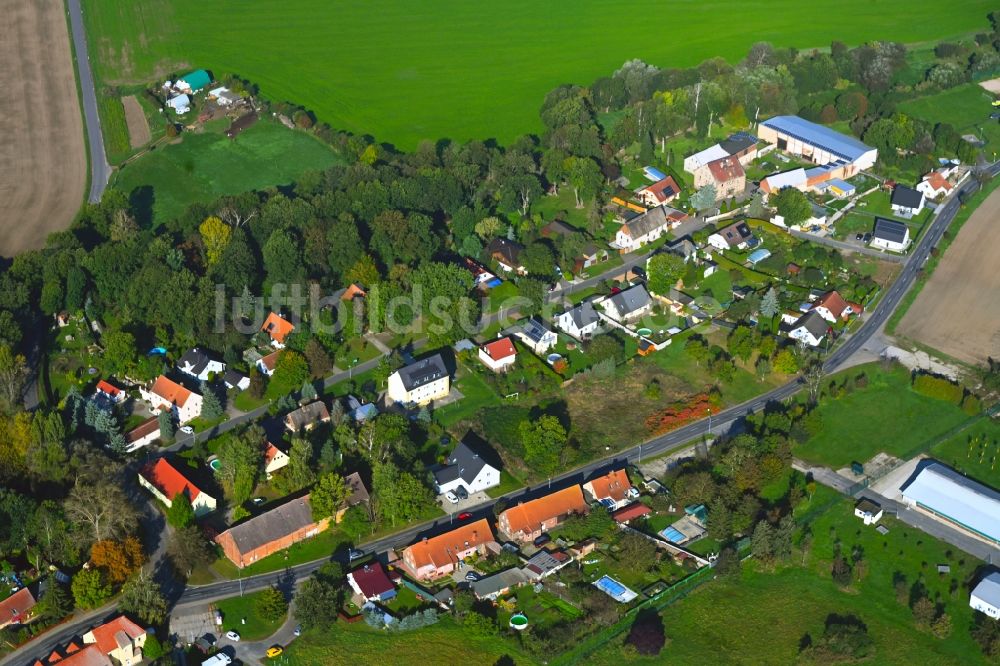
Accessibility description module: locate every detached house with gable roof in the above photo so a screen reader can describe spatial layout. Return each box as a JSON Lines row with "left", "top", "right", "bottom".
{"left": 177, "top": 347, "right": 225, "bottom": 381}
{"left": 260, "top": 312, "right": 295, "bottom": 348}
{"left": 788, "top": 311, "right": 829, "bottom": 347}
{"left": 479, "top": 337, "right": 517, "bottom": 373}
{"left": 707, "top": 221, "right": 755, "bottom": 252}
{"left": 810, "top": 290, "right": 862, "bottom": 323}
{"left": 515, "top": 319, "right": 558, "bottom": 355}
{"left": 600, "top": 284, "right": 652, "bottom": 323}
{"left": 139, "top": 457, "right": 217, "bottom": 517}
{"left": 0, "top": 587, "right": 37, "bottom": 629}
{"left": 140, "top": 375, "right": 203, "bottom": 424}
{"left": 917, "top": 170, "right": 954, "bottom": 200}
{"left": 434, "top": 441, "right": 501, "bottom": 495}
{"left": 582, "top": 469, "right": 638, "bottom": 511}
{"left": 387, "top": 354, "right": 450, "bottom": 406}
{"left": 870, "top": 217, "right": 910, "bottom": 253}
{"left": 614, "top": 206, "right": 685, "bottom": 252}
{"left": 348, "top": 562, "right": 397, "bottom": 602}
{"left": 498, "top": 485, "right": 589, "bottom": 543}
{"left": 636, "top": 175, "right": 681, "bottom": 207}
{"left": 401, "top": 519, "right": 497, "bottom": 581}
{"left": 555, "top": 301, "right": 600, "bottom": 340}
{"left": 890, "top": 184, "right": 925, "bottom": 218}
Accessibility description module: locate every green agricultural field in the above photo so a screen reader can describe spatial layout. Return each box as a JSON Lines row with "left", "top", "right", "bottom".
{"left": 900, "top": 82, "right": 1000, "bottom": 154}
{"left": 98, "top": 97, "right": 131, "bottom": 164}
{"left": 112, "top": 120, "right": 343, "bottom": 225}
{"left": 794, "top": 363, "right": 974, "bottom": 468}
{"left": 83, "top": 0, "right": 993, "bottom": 148}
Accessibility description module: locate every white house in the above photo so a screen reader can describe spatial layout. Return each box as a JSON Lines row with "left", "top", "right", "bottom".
{"left": 854, "top": 498, "right": 883, "bottom": 526}
{"left": 555, "top": 301, "right": 600, "bottom": 340}
{"left": 223, "top": 369, "right": 250, "bottom": 391}
{"left": 166, "top": 94, "right": 191, "bottom": 114}
{"left": 683, "top": 144, "right": 729, "bottom": 174}
{"left": 916, "top": 170, "right": 954, "bottom": 200}
{"left": 890, "top": 185, "right": 925, "bottom": 218}
{"left": 971, "top": 572, "right": 1000, "bottom": 619}
{"left": 95, "top": 379, "right": 125, "bottom": 405}
{"left": 125, "top": 417, "right": 161, "bottom": 453}
{"left": 614, "top": 206, "right": 685, "bottom": 251}
{"left": 479, "top": 337, "right": 517, "bottom": 373}
{"left": 707, "top": 220, "right": 755, "bottom": 252}
{"left": 788, "top": 311, "right": 828, "bottom": 347}
{"left": 140, "top": 375, "right": 203, "bottom": 425}
{"left": 257, "top": 350, "right": 280, "bottom": 377}
{"left": 870, "top": 218, "right": 910, "bottom": 253}
{"left": 264, "top": 442, "right": 290, "bottom": 476}
{"left": 636, "top": 176, "right": 681, "bottom": 207}
{"left": 138, "top": 458, "right": 217, "bottom": 517}
{"left": 387, "top": 354, "right": 450, "bottom": 406}
{"left": 601, "top": 285, "right": 652, "bottom": 323}
{"left": 515, "top": 319, "right": 558, "bottom": 355}
{"left": 177, "top": 347, "right": 226, "bottom": 381}
{"left": 810, "top": 290, "right": 859, "bottom": 323}
{"left": 433, "top": 441, "right": 501, "bottom": 495}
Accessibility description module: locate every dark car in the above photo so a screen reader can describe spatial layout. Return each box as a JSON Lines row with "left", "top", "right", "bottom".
{"left": 533, "top": 534, "right": 551, "bottom": 548}
{"left": 632, "top": 266, "right": 646, "bottom": 279}
{"left": 455, "top": 486, "right": 469, "bottom": 500}
{"left": 457, "top": 512, "right": 472, "bottom": 520}
{"left": 855, "top": 233, "right": 863, "bottom": 241}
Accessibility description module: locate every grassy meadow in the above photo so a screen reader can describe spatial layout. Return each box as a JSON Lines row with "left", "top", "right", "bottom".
{"left": 83, "top": 0, "right": 994, "bottom": 148}
{"left": 900, "top": 82, "right": 1000, "bottom": 155}
{"left": 112, "top": 120, "right": 343, "bottom": 225}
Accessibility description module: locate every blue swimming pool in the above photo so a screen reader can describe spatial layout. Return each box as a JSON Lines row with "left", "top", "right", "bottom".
{"left": 593, "top": 575, "right": 638, "bottom": 603}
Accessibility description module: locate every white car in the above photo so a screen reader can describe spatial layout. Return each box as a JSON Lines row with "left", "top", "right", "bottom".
{"left": 225, "top": 630, "right": 240, "bottom": 642}
{"left": 445, "top": 491, "right": 459, "bottom": 504}
{"left": 179, "top": 425, "right": 194, "bottom": 435}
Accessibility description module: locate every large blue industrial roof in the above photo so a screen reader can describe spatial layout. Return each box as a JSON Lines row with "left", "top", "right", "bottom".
{"left": 762, "top": 115, "right": 874, "bottom": 162}
{"left": 901, "top": 462, "right": 1000, "bottom": 542}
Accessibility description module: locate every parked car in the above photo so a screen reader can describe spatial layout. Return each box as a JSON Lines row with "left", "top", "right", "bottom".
{"left": 457, "top": 512, "right": 472, "bottom": 520}
{"left": 445, "top": 491, "right": 459, "bottom": 504}
{"left": 465, "top": 572, "right": 480, "bottom": 581}
{"left": 455, "top": 486, "right": 469, "bottom": 500}
{"left": 855, "top": 233, "right": 863, "bottom": 240}
{"left": 251, "top": 497, "right": 266, "bottom": 506}
{"left": 266, "top": 646, "right": 284, "bottom": 658}
{"left": 348, "top": 548, "right": 365, "bottom": 561}
{"left": 533, "top": 534, "right": 551, "bottom": 548}
{"left": 179, "top": 426, "right": 194, "bottom": 435}
{"left": 293, "top": 625, "right": 301, "bottom": 637}
{"left": 225, "top": 630, "right": 240, "bottom": 641}
{"left": 214, "top": 611, "right": 223, "bottom": 626}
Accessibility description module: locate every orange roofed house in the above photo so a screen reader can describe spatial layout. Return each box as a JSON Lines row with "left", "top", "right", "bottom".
{"left": 498, "top": 485, "right": 589, "bottom": 543}
{"left": 81, "top": 615, "right": 146, "bottom": 665}
{"left": 478, "top": 337, "right": 517, "bottom": 373}
{"left": 0, "top": 586, "right": 37, "bottom": 629}
{"left": 636, "top": 176, "right": 681, "bottom": 207}
{"left": 582, "top": 469, "right": 638, "bottom": 511}
{"left": 810, "top": 290, "right": 862, "bottom": 323}
{"left": 401, "top": 519, "right": 498, "bottom": 581}
{"left": 139, "top": 375, "right": 202, "bottom": 425}
{"left": 261, "top": 312, "right": 295, "bottom": 348}
{"left": 138, "top": 457, "right": 217, "bottom": 517}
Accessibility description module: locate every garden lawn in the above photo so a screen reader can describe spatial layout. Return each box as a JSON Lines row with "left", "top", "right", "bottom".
{"left": 794, "top": 362, "right": 972, "bottom": 468}
{"left": 215, "top": 589, "right": 287, "bottom": 641}
{"left": 435, "top": 364, "right": 501, "bottom": 427}
{"left": 283, "top": 616, "right": 536, "bottom": 665}
{"left": 900, "top": 82, "right": 1000, "bottom": 152}
{"left": 113, "top": 121, "right": 343, "bottom": 225}
{"left": 930, "top": 417, "right": 1000, "bottom": 491}
{"left": 83, "top": 0, "right": 992, "bottom": 149}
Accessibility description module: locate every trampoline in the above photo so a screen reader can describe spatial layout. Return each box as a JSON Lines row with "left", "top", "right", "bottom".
{"left": 593, "top": 575, "right": 638, "bottom": 603}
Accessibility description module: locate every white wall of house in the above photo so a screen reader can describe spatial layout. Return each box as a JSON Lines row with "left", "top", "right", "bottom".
{"left": 387, "top": 373, "right": 450, "bottom": 406}
{"left": 438, "top": 465, "right": 501, "bottom": 495}
{"left": 179, "top": 359, "right": 226, "bottom": 382}
{"left": 706, "top": 234, "right": 731, "bottom": 252}
{"left": 870, "top": 230, "right": 909, "bottom": 253}
{"left": 554, "top": 311, "right": 599, "bottom": 340}
{"left": 478, "top": 349, "right": 516, "bottom": 373}
{"left": 971, "top": 592, "right": 1000, "bottom": 619}
{"left": 515, "top": 329, "right": 557, "bottom": 355}
{"left": 789, "top": 326, "right": 823, "bottom": 347}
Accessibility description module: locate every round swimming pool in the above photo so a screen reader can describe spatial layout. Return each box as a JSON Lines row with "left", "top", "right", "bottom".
{"left": 209, "top": 458, "right": 222, "bottom": 472}
{"left": 546, "top": 354, "right": 562, "bottom": 364}
{"left": 509, "top": 613, "right": 529, "bottom": 630}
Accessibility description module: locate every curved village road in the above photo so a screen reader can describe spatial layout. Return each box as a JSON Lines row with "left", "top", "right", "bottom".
{"left": 10, "top": 165, "right": 997, "bottom": 665}
{"left": 67, "top": 0, "right": 110, "bottom": 202}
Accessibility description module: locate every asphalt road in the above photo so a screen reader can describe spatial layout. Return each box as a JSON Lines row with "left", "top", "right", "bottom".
{"left": 66, "top": 0, "right": 111, "bottom": 203}
{"left": 789, "top": 228, "right": 905, "bottom": 262}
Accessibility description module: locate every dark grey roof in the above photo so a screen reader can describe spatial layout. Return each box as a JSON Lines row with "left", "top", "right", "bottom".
{"left": 793, "top": 311, "right": 828, "bottom": 339}
{"left": 856, "top": 498, "right": 881, "bottom": 514}
{"left": 717, "top": 221, "right": 753, "bottom": 245}
{"left": 523, "top": 550, "right": 570, "bottom": 577}
{"left": 471, "top": 568, "right": 528, "bottom": 598}
{"left": 433, "top": 441, "right": 493, "bottom": 486}
{"left": 520, "top": 319, "right": 553, "bottom": 344}
{"left": 487, "top": 238, "right": 524, "bottom": 266}
{"left": 541, "top": 220, "right": 576, "bottom": 237}
{"left": 223, "top": 369, "right": 247, "bottom": 387}
{"left": 397, "top": 354, "right": 448, "bottom": 391}
{"left": 891, "top": 185, "right": 923, "bottom": 209}
{"left": 623, "top": 206, "right": 669, "bottom": 238}
{"left": 178, "top": 348, "right": 216, "bottom": 375}
{"left": 608, "top": 285, "right": 651, "bottom": 318}
{"left": 720, "top": 133, "right": 757, "bottom": 156}
{"left": 565, "top": 301, "right": 600, "bottom": 330}
{"left": 873, "top": 217, "right": 908, "bottom": 244}
{"left": 222, "top": 497, "right": 316, "bottom": 554}
{"left": 285, "top": 401, "right": 330, "bottom": 430}
{"left": 667, "top": 238, "right": 696, "bottom": 260}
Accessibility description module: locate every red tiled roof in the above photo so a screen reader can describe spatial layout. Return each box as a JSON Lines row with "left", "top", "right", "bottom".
{"left": 500, "top": 486, "right": 588, "bottom": 537}
{"left": 47, "top": 650, "right": 63, "bottom": 663}
{"left": 349, "top": 562, "right": 395, "bottom": 598}
{"left": 65, "top": 641, "right": 81, "bottom": 654}
{"left": 96, "top": 380, "right": 121, "bottom": 398}
{"left": 261, "top": 312, "right": 295, "bottom": 343}
{"left": 640, "top": 176, "right": 681, "bottom": 203}
{"left": 126, "top": 417, "right": 160, "bottom": 444}
{"left": 57, "top": 646, "right": 111, "bottom": 666}
{"left": 585, "top": 469, "right": 633, "bottom": 502}
{"left": 86, "top": 615, "right": 144, "bottom": 655}
{"left": 141, "top": 458, "right": 203, "bottom": 501}
{"left": 482, "top": 337, "right": 516, "bottom": 362}
{"left": 0, "top": 587, "right": 36, "bottom": 626}
{"left": 259, "top": 350, "right": 281, "bottom": 371}
{"left": 149, "top": 375, "right": 193, "bottom": 408}
{"left": 264, "top": 442, "right": 285, "bottom": 465}
{"left": 923, "top": 171, "right": 952, "bottom": 192}
{"left": 706, "top": 156, "right": 745, "bottom": 183}
{"left": 812, "top": 290, "right": 850, "bottom": 319}
{"left": 612, "top": 503, "right": 652, "bottom": 523}
{"left": 404, "top": 520, "right": 495, "bottom": 570}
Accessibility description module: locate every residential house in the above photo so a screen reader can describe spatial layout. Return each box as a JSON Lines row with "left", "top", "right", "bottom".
{"left": 216, "top": 496, "right": 329, "bottom": 567}
{"left": 614, "top": 205, "right": 684, "bottom": 251}
{"left": 601, "top": 285, "right": 652, "bottom": 323}
{"left": 917, "top": 170, "right": 954, "bottom": 200}
{"left": 612, "top": 502, "right": 652, "bottom": 524}
{"left": 348, "top": 562, "right": 397, "bottom": 602}
{"left": 401, "top": 519, "right": 497, "bottom": 581}
{"left": 95, "top": 380, "right": 125, "bottom": 405}
{"left": 870, "top": 217, "right": 910, "bottom": 252}
{"left": 177, "top": 347, "right": 225, "bottom": 382}
{"left": 487, "top": 238, "right": 526, "bottom": 274}
{"left": 479, "top": 337, "right": 517, "bottom": 373}
{"left": 719, "top": 132, "right": 759, "bottom": 164}
{"left": 140, "top": 375, "right": 203, "bottom": 424}
{"left": 387, "top": 354, "right": 450, "bottom": 406}
{"left": 971, "top": 571, "right": 1000, "bottom": 619}
{"left": 263, "top": 442, "right": 290, "bottom": 476}
{"left": 260, "top": 312, "right": 295, "bottom": 348}
{"left": 788, "top": 311, "right": 828, "bottom": 347}
{"left": 345, "top": 395, "right": 379, "bottom": 422}
{"left": 471, "top": 568, "right": 529, "bottom": 601}
{"left": 0, "top": 587, "right": 36, "bottom": 629}
{"left": 497, "top": 485, "right": 588, "bottom": 543}
{"left": 138, "top": 458, "right": 217, "bottom": 517}
{"left": 810, "top": 290, "right": 862, "bottom": 323}
{"left": 758, "top": 115, "right": 878, "bottom": 173}
{"left": 683, "top": 144, "right": 729, "bottom": 174}
{"left": 707, "top": 221, "right": 754, "bottom": 252}
{"left": 694, "top": 156, "right": 745, "bottom": 201}
{"left": 582, "top": 469, "right": 637, "bottom": 510}
{"left": 890, "top": 185, "right": 925, "bottom": 217}
{"left": 81, "top": 615, "right": 147, "bottom": 666}
{"left": 338, "top": 472, "right": 371, "bottom": 522}
{"left": 760, "top": 168, "right": 808, "bottom": 195}
{"left": 555, "top": 301, "right": 600, "bottom": 340}
{"left": 523, "top": 550, "right": 573, "bottom": 581}
{"left": 434, "top": 441, "right": 501, "bottom": 496}
{"left": 223, "top": 369, "right": 250, "bottom": 392}
{"left": 636, "top": 176, "right": 682, "bottom": 207}
{"left": 665, "top": 237, "right": 698, "bottom": 263}
{"left": 257, "top": 350, "right": 280, "bottom": 377}
{"left": 574, "top": 243, "right": 608, "bottom": 273}
{"left": 854, "top": 498, "right": 883, "bottom": 525}
{"left": 514, "top": 319, "right": 557, "bottom": 355}
{"left": 540, "top": 220, "right": 576, "bottom": 239}
{"left": 284, "top": 400, "right": 331, "bottom": 432}
{"left": 124, "top": 417, "right": 160, "bottom": 453}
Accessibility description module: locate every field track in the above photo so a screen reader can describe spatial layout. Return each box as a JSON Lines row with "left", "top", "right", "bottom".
{"left": 897, "top": 187, "right": 1000, "bottom": 365}
{"left": 0, "top": 0, "right": 86, "bottom": 257}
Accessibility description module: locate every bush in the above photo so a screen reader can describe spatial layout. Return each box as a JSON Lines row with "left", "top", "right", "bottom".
{"left": 911, "top": 373, "right": 964, "bottom": 405}
{"left": 961, "top": 393, "right": 982, "bottom": 416}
